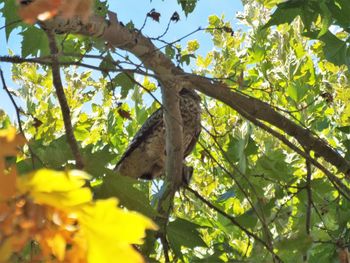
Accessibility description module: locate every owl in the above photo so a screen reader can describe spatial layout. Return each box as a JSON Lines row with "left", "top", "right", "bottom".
{"left": 114, "top": 88, "right": 201, "bottom": 183}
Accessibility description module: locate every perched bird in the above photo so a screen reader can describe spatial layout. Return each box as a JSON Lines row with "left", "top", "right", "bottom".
{"left": 114, "top": 88, "right": 201, "bottom": 182}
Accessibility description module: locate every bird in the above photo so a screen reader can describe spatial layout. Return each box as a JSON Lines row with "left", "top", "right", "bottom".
{"left": 114, "top": 88, "right": 201, "bottom": 183}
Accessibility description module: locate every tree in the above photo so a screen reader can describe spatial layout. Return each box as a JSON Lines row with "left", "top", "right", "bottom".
{"left": 1, "top": 0, "right": 350, "bottom": 262}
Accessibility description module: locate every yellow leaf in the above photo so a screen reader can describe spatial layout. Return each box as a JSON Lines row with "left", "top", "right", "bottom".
{"left": 17, "top": 169, "right": 92, "bottom": 210}
{"left": 78, "top": 199, "right": 158, "bottom": 263}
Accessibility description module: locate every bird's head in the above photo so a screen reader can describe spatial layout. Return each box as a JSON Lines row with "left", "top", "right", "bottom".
{"left": 180, "top": 88, "right": 201, "bottom": 102}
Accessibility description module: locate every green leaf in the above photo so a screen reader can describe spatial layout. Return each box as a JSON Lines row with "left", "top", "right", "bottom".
{"left": 254, "top": 150, "right": 295, "bottom": 183}
{"left": 263, "top": 5, "right": 301, "bottom": 28}
{"left": 276, "top": 232, "right": 313, "bottom": 257}
{"left": 30, "top": 136, "right": 73, "bottom": 169}
{"left": 82, "top": 145, "right": 115, "bottom": 178}
{"left": 21, "top": 27, "right": 49, "bottom": 57}
{"left": 225, "top": 135, "right": 247, "bottom": 173}
{"left": 308, "top": 244, "right": 336, "bottom": 263}
{"left": 177, "top": 0, "right": 198, "bottom": 16}
{"left": 0, "top": 0, "right": 23, "bottom": 40}
{"left": 180, "top": 53, "right": 196, "bottom": 66}
{"left": 287, "top": 80, "right": 309, "bottom": 102}
{"left": 168, "top": 218, "right": 207, "bottom": 258}
{"left": 319, "top": 31, "right": 350, "bottom": 67}
{"left": 94, "top": 173, "right": 157, "bottom": 218}
{"left": 327, "top": 0, "right": 350, "bottom": 28}
{"left": 337, "top": 125, "right": 350, "bottom": 134}
{"left": 317, "top": 2, "right": 332, "bottom": 37}
{"left": 235, "top": 209, "right": 258, "bottom": 229}
{"left": 99, "top": 53, "right": 114, "bottom": 74}
{"left": 113, "top": 72, "right": 135, "bottom": 99}
{"left": 165, "top": 45, "right": 175, "bottom": 59}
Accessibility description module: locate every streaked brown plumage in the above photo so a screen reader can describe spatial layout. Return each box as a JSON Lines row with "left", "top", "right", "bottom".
{"left": 114, "top": 88, "right": 201, "bottom": 181}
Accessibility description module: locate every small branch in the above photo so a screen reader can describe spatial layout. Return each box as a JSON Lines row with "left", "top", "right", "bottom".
{"left": 305, "top": 159, "right": 312, "bottom": 235}
{"left": 186, "top": 186, "right": 282, "bottom": 262}
{"left": 150, "top": 18, "right": 172, "bottom": 40}
{"left": 45, "top": 29, "right": 84, "bottom": 169}
{"left": 304, "top": 158, "right": 312, "bottom": 261}
{"left": 0, "top": 55, "right": 151, "bottom": 77}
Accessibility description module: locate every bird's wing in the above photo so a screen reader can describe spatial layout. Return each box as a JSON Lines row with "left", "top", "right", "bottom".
{"left": 115, "top": 107, "right": 164, "bottom": 169}
{"left": 184, "top": 126, "right": 201, "bottom": 157}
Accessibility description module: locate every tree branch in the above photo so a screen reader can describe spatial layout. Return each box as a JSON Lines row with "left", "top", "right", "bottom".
{"left": 45, "top": 29, "right": 84, "bottom": 169}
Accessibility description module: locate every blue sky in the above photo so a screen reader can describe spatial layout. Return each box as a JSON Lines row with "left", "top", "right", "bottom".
{"left": 0, "top": 0, "right": 243, "bottom": 119}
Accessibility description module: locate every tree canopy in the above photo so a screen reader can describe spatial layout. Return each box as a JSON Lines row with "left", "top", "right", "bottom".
{"left": 1, "top": 0, "right": 350, "bottom": 262}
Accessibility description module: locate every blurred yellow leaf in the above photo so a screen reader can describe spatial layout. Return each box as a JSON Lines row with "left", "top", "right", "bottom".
{"left": 78, "top": 198, "right": 158, "bottom": 263}
{"left": 17, "top": 169, "right": 92, "bottom": 210}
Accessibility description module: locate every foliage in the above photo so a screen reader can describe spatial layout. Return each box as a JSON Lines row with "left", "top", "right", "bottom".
{"left": 1, "top": 0, "right": 350, "bottom": 262}
{"left": 263, "top": 0, "right": 350, "bottom": 69}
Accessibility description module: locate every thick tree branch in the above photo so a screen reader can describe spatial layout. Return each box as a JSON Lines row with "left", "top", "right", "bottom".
{"left": 40, "top": 13, "right": 350, "bottom": 177}
{"left": 152, "top": 82, "right": 183, "bottom": 260}
{"left": 45, "top": 29, "right": 84, "bottom": 169}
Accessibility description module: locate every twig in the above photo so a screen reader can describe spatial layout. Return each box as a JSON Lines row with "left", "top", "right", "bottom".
{"left": 45, "top": 29, "right": 84, "bottom": 169}
{"left": 0, "top": 55, "right": 152, "bottom": 77}
{"left": 0, "top": 19, "right": 22, "bottom": 31}
{"left": 150, "top": 18, "right": 172, "bottom": 40}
